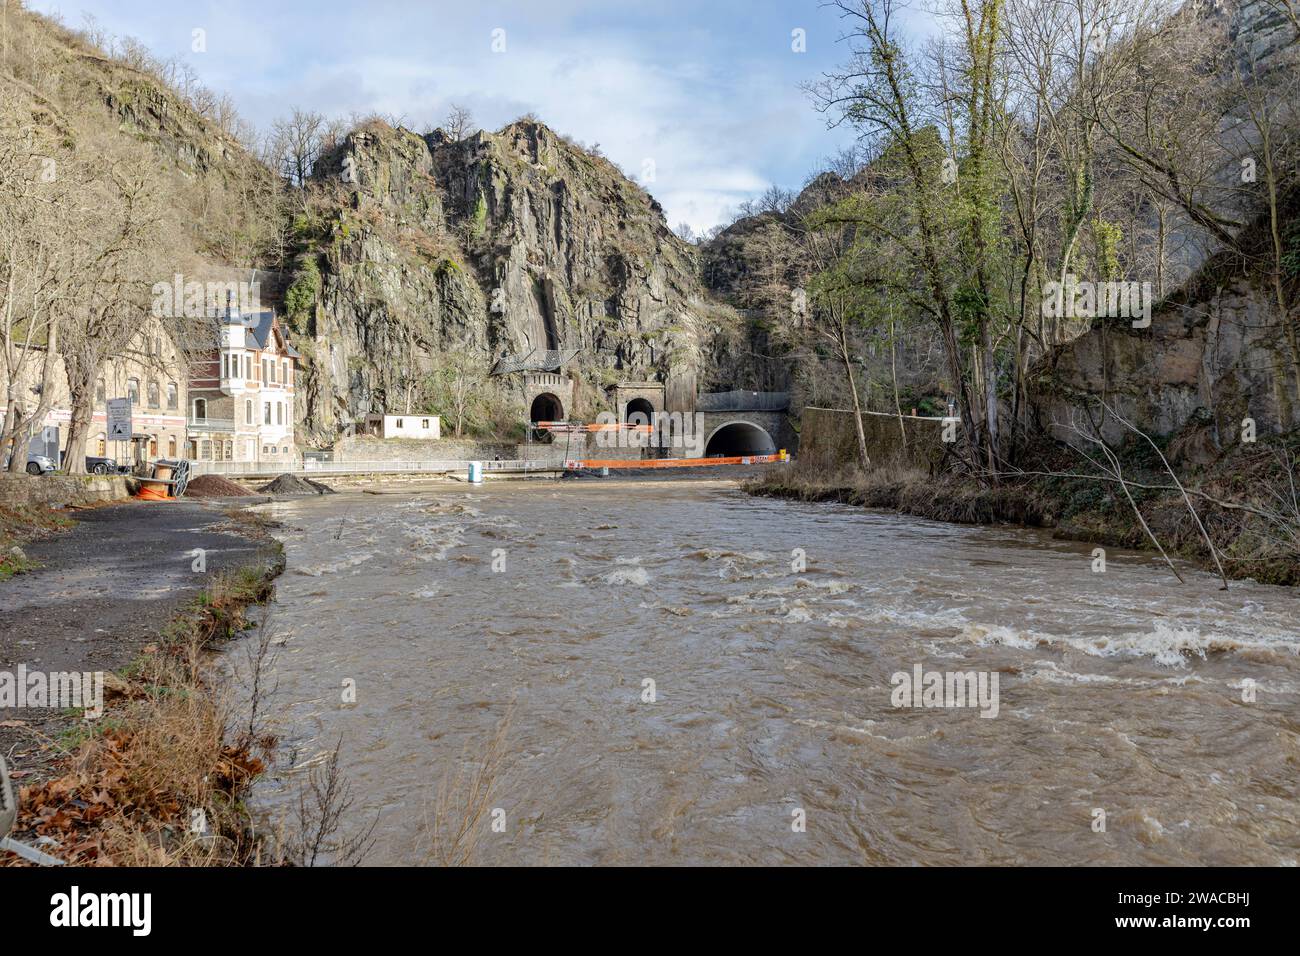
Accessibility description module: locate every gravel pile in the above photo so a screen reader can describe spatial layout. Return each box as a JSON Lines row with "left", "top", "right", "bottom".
{"left": 256, "top": 473, "right": 336, "bottom": 495}
{"left": 183, "top": 474, "right": 256, "bottom": 498}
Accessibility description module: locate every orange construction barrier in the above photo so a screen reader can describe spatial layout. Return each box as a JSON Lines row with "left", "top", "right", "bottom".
{"left": 134, "top": 483, "right": 171, "bottom": 500}
{"left": 537, "top": 421, "right": 654, "bottom": 434}
{"left": 564, "top": 451, "right": 789, "bottom": 470}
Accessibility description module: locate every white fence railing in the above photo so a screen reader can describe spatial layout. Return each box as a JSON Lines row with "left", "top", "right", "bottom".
{"left": 187, "top": 418, "right": 237, "bottom": 432}
{"left": 187, "top": 458, "right": 560, "bottom": 478}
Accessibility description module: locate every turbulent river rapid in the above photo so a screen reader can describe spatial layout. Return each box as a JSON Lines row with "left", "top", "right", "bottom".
{"left": 246, "top": 479, "right": 1299, "bottom": 865}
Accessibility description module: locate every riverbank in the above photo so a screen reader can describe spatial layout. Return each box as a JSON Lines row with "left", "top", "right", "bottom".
{"left": 248, "top": 476, "right": 1300, "bottom": 864}
{"left": 744, "top": 440, "right": 1300, "bottom": 586}
{"left": 0, "top": 499, "right": 284, "bottom": 866}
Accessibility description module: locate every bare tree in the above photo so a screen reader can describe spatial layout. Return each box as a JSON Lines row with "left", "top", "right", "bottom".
{"left": 757, "top": 184, "right": 796, "bottom": 216}
{"left": 269, "top": 108, "right": 325, "bottom": 189}
{"left": 58, "top": 148, "right": 167, "bottom": 473}
{"left": 0, "top": 91, "right": 67, "bottom": 470}
{"left": 443, "top": 103, "right": 476, "bottom": 141}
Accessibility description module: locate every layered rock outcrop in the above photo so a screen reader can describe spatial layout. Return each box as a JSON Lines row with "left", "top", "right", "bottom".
{"left": 291, "top": 120, "right": 722, "bottom": 441}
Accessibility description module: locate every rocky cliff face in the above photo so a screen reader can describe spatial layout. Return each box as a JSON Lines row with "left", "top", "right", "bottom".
{"left": 1030, "top": 2, "right": 1299, "bottom": 459}
{"left": 291, "top": 120, "right": 725, "bottom": 441}
{"left": 4, "top": 5, "right": 278, "bottom": 269}
{"left": 1033, "top": 265, "right": 1300, "bottom": 461}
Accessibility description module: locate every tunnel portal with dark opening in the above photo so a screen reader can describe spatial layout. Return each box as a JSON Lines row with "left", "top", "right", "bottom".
{"left": 625, "top": 397, "right": 656, "bottom": 425}
{"left": 530, "top": 393, "right": 564, "bottom": 442}
{"left": 705, "top": 421, "right": 776, "bottom": 458}
{"left": 530, "top": 393, "right": 564, "bottom": 423}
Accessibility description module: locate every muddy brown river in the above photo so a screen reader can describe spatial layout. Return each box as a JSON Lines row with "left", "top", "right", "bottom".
{"left": 247, "top": 479, "right": 1299, "bottom": 865}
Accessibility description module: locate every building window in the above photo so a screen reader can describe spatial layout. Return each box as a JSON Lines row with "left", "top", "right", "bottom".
{"left": 95, "top": 378, "right": 105, "bottom": 404}
{"left": 282, "top": 446, "right": 289, "bottom": 456}
{"left": 149, "top": 435, "right": 158, "bottom": 457}
{"left": 127, "top": 378, "right": 139, "bottom": 404}
{"left": 395, "top": 418, "right": 403, "bottom": 429}
{"left": 282, "top": 360, "right": 289, "bottom": 384}
{"left": 167, "top": 382, "right": 177, "bottom": 409}
{"left": 224, "top": 441, "right": 232, "bottom": 461}
{"left": 200, "top": 440, "right": 211, "bottom": 460}
{"left": 168, "top": 436, "right": 176, "bottom": 457}
{"left": 194, "top": 398, "right": 207, "bottom": 420}
{"left": 421, "top": 419, "right": 429, "bottom": 429}
{"left": 245, "top": 400, "right": 253, "bottom": 425}
{"left": 264, "top": 402, "right": 272, "bottom": 425}
{"left": 147, "top": 381, "right": 160, "bottom": 408}
{"left": 95, "top": 433, "right": 105, "bottom": 455}
{"left": 263, "top": 358, "right": 271, "bottom": 383}
{"left": 276, "top": 403, "right": 282, "bottom": 425}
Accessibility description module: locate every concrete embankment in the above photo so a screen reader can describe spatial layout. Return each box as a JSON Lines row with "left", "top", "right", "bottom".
{"left": 0, "top": 473, "right": 134, "bottom": 510}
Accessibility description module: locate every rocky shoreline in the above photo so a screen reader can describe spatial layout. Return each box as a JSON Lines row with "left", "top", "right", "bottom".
{"left": 743, "top": 455, "right": 1300, "bottom": 588}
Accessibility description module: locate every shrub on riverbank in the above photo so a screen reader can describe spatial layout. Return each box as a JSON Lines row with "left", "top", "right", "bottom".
{"left": 8, "top": 560, "right": 282, "bottom": 866}
{"left": 747, "top": 436, "right": 1300, "bottom": 586}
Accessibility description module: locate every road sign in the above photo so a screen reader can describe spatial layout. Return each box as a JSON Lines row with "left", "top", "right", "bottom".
{"left": 107, "top": 398, "right": 132, "bottom": 441}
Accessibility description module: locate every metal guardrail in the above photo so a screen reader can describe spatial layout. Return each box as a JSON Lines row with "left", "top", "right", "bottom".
{"left": 187, "top": 458, "right": 562, "bottom": 477}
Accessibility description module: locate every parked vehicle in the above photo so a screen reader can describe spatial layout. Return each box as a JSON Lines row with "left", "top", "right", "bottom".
{"left": 85, "top": 456, "right": 125, "bottom": 475}
{"left": 19, "top": 454, "right": 56, "bottom": 476}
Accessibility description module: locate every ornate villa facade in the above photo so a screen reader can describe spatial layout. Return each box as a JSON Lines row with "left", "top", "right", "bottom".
{"left": 186, "top": 297, "right": 300, "bottom": 465}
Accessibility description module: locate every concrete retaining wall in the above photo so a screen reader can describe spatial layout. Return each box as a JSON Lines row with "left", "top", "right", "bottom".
{"left": 0, "top": 473, "right": 134, "bottom": 511}
{"left": 335, "top": 436, "right": 517, "bottom": 463}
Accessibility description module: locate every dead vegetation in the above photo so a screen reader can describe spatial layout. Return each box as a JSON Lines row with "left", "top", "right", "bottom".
{"left": 421, "top": 710, "right": 513, "bottom": 867}
{"left": 748, "top": 432, "right": 1300, "bottom": 587}
{"left": 3, "top": 566, "right": 279, "bottom": 866}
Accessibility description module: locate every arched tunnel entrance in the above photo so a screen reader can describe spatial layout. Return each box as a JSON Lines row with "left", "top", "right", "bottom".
{"left": 530, "top": 393, "right": 564, "bottom": 424}
{"left": 530, "top": 393, "right": 564, "bottom": 443}
{"left": 705, "top": 421, "right": 776, "bottom": 457}
{"left": 624, "top": 397, "right": 655, "bottom": 425}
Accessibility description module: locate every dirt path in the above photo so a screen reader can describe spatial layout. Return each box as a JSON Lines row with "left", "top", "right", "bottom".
{"left": 0, "top": 498, "right": 280, "bottom": 781}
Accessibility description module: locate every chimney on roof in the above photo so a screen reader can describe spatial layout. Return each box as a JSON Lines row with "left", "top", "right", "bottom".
{"left": 224, "top": 289, "right": 242, "bottom": 325}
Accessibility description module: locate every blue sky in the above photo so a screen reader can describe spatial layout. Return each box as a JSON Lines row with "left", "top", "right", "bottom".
{"left": 30, "top": 1, "right": 933, "bottom": 232}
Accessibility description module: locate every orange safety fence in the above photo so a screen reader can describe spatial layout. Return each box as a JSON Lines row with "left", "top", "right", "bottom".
{"left": 564, "top": 451, "right": 789, "bottom": 469}
{"left": 536, "top": 421, "right": 654, "bottom": 433}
